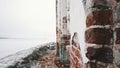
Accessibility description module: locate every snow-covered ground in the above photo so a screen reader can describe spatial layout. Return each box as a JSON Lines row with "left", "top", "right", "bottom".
{"left": 0, "top": 37, "right": 55, "bottom": 59}
{"left": 0, "top": 47, "right": 35, "bottom": 68}
{"left": 0, "top": 42, "right": 52, "bottom": 68}
{"left": 0, "top": 38, "right": 55, "bottom": 68}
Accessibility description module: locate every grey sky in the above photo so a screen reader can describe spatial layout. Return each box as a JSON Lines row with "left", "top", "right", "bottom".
{"left": 0, "top": 0, "right": 56, "bottom": 37}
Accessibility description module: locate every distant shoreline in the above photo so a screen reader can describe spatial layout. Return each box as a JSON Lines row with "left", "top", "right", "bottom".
{"left": 0, "top": 37, "right": 48, "bottom": 40}
{"left": 0, "top": 37, "right": 8, "bottom": 39}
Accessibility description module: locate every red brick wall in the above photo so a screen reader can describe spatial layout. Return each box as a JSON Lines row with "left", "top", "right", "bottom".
{"left": 69, "top": 45, "right": 83, "bottom": 68}
{"left": 84, "top": 0, "right": 120, "bottom": 68}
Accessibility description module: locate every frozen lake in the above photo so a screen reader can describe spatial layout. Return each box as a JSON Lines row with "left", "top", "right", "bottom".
{"left": 0, "top": 38, "right": 55, "bottom": 59}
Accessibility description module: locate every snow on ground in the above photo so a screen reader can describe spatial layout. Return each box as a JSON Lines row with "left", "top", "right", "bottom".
{"left": 0, "top": 43, "right": 50, "bottom": 68}
{"left": 0, "top": 38, "right": 54, "bottom": 59}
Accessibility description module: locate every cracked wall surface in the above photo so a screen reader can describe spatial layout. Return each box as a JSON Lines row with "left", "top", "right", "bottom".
{"left": 56, "top": 0, "right": 71, "bottom": 62}
{"left": 56, "top": 0, "right": 84, "bottom": 68}
{"left": 57, "top": 0, "right": 120, "bottom": 68}
{"left": 83, "top": 0, "right": 120, "bottom": 68}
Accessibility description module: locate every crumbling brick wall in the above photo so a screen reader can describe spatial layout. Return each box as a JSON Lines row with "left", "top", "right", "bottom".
{"left": 56, "top": 0, "right": 71, "bottom": 63}
{"left": 56, "top": 0, "right": 120, "bottom": 68}
{"left": 56, "top": 0, "right": 84, "bottom": 68}
{"left": 83, "top": 0, "right": 120, "bottom": 68}
{"left": 69, "top": 32, "right": 83, "bottom": 68}
{"left": 69, "top": 45, "right": 83, "bottom": 68}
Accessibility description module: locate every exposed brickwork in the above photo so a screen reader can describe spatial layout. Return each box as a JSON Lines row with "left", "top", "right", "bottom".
{"left": 86, "top": 10, "right": 113, "bottom": 27}
{"left": 116, "top": 0, "right": 120, "bottom": 2}
{"left": 56, "top": 0, "right": 71, "bottom": 67}
{"left": 69, "top": 46, "right": 83, "bottom": 68}
{"left": 85, "top": 28, "right": 113, "bottom": 45}
{"left": 56, "top": 0, "right": 84, "bottom": 68}
{"left": 86, "top": 47, "right": 113, "bottom": 63}
{"left": 84, "top": 0, "right": 115, "bottom": 68}
{"left": 57, "top": 0, "right": 120, "bottom": 68}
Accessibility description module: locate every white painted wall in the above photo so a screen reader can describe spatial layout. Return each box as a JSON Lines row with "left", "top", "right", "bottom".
{"left": 70, "top": 0, "right": 89, "bottom": 63}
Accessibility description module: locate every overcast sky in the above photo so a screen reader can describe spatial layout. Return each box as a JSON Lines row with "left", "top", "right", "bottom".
{"left": 0, "top": 0, "right": 56, "bottom": 37}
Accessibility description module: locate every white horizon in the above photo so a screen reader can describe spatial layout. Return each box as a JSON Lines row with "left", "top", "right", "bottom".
{"left": 0, "top": 0, "right": 56, "bottom": 41}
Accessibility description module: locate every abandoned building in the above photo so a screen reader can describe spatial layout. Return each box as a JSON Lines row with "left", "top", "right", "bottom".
{"left": 56, "top": 0, "right": 120, "bottom": 68}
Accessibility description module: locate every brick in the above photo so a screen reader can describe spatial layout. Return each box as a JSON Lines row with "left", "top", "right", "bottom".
{"left": 86, "top": 47, "right": 96, "bottom": 60}
{"left": 85, "top": 28, "right": 113, "bottom": 45}
{"left": 92, "top": 0, "right": 110, "bottom": 6}
{"left": 72, "top": 57, "right": 76, "bottom": 65}
{"left": 89, "top": 62, "right": 97, "bottom": 68}
{"left": 61, "top": 40, "right": 70, "bottom": 45}
{"left": 62, "top": 34, "right": 71, "bottom": 40}
{"left": 75, "top": 49, "right": 82, "bottom": 59}
{"left": 74, "top": 57, "right": 79, "bottom": 65}
{"left": 70, "top": 56, "right": 78, "bottom": 65}
{"left": 76, "top": 63, "right": 83, "bottom": 68}
{"left": 116, "top": 0, "right": 120, "bottom": 2}
{"left": 86, "top": 10, "right": 113, "bottom": 27}
{"left": 115, "top": 28, "right": 120, "bottom": 44}
{"left": 70, "top": 45, "right": 83, "bottom": 67}
{"left": 86, "top": 47, "right": 113, "bottom": 63}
